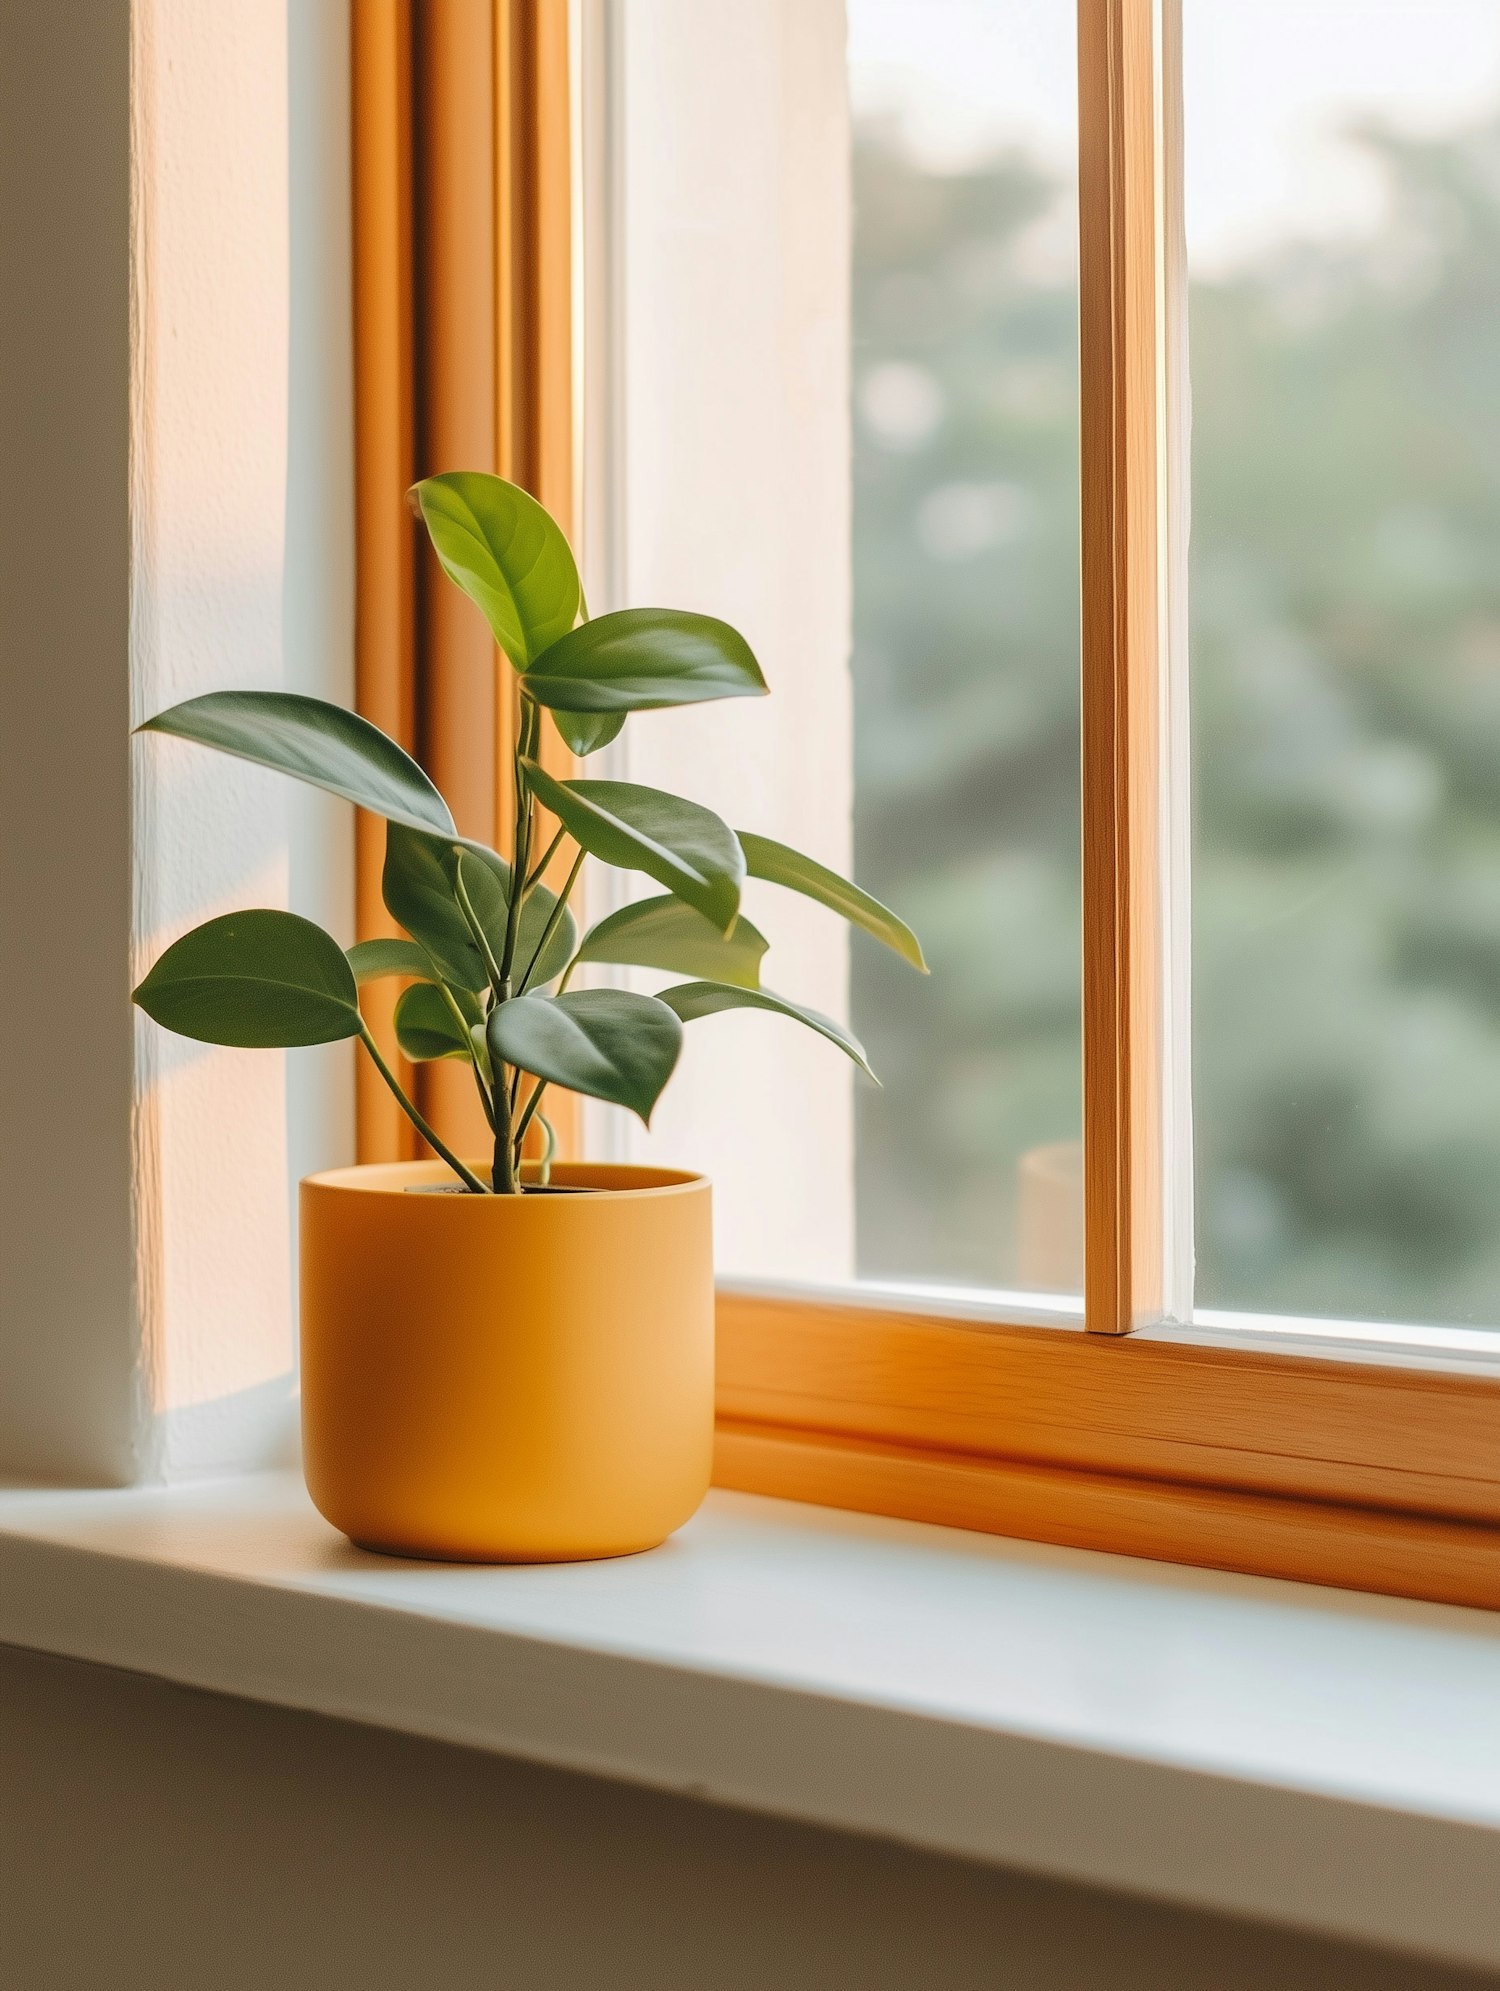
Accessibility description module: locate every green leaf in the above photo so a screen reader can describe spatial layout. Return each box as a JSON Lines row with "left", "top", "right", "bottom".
{"left": 658, "top": 980, "right": 877, "bottom": 1080}
{"left": 382, "top": 826, "right": 501, "bottom": 987}
{"left": 394, "top": 982, "right": 476, "bottom": 1063}
{"left": 411, "top": 472, "right": 581, "bottom": 668}
{"left": 486, "top": 990, "right": 683, "bottom": 1125}
{"left": 138, "top": 692, "right": 455, "bottom": 837}
{"left": 577, "top": 895, "right": 767, "bottom": 988}
{"left": 737, "top": 831, "right": 927, "bottom": 972}
{"left": 549, "top": 707, "right": 627, "bottom": 758}
{"left": 346, "top": 937, "right": 437, "bottom": 985}
{"left": 525, "top": 608, "right": 768, "bottom": 713}
{"left": 133, "top": 910, "right": 361, "bottom": 1048}
{"left": 521, "top": 762, "right": 744, "bottom": 933}
{"left": 382, "top": 825, "right": 577, "bottom": 991}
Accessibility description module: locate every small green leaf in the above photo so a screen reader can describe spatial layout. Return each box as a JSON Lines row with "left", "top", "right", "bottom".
{"left": 737, "top": 831, "right": 927, "bottom": 972}
{"left": 411, "top": 472, "right": 581, "bottom": 668}
{"left": 487, "top": 990, "right": 683, "bottom": 1125}
{"left": 382, "top": 826, "right": 500, "bottom": 988}
{"left": 394, "top": 982, "right": 476, "bottom": 1063}
{"left": 138, "top": 692, "right": 455, "bottom": 837}
{"left": 346, "top": 937, "right": 437, "bottom": 985}
{"left": 549, "top": 707, "right": 627, "bottom": 758}
{"left": 133, "top": 910, "right": 361, "bottom": 1048}
{"left": 658, "top": 980, "right": 877, "bottom": 1080}
{"left": 383, "top": 825, "right": 577, "bottom": 991}
{"left": 522, "top": 762, "right": 743, "bottom": 933}
{"left": 578, "top": 895, "right": 767, "bottom": 988}
{"left": 525, "top": 608, "right": 768, "bottom": 713}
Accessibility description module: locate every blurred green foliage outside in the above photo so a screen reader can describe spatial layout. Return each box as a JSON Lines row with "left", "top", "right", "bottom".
{"left": 851, "top": 117, "right": 1500, "bottom": 1326}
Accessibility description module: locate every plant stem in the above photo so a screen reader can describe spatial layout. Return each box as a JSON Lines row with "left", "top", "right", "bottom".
{"left": 454, "top": 855, "right": 505, "bottom": 998}
{"left": 356, "top": 1022, "right": 487, "bottom": 1194}
{"left": 492, "top": 1081, "right": 518, "bottom": 1191}
{"left": 489, "top": 1034, "right": 519, "bottom": 1193}
{"left": 517, "top": 845, "right": 585, "bottom": 994}
{"left": 512, "top": 1074, "right": 550, "bottom": 1154}
{"left": 498, "top": 697, "right": 539, "bottom": 994}
{"left": 523, "top": 824, "right": 566, "bottom": 894}
{"left": 535, "top": 1111, "right": 556, "bottom": 1187}
{"left": 433, "top": 978, "right": 495, "bottom": 1132}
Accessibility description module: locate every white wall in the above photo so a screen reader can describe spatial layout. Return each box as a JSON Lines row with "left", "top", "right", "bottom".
{"left": 131, "top": 0, "right": 355, "bottom": 1481}
{"left": 3, "top": 1644, "right": 1491, "bottom": 1991}
{"left": 130, "top": 0, "right": 299, "bottom": 1478}
{"left": 0, "top": 0, "right": 138, "bottom": 1484}
{"left": 586, "top": 0, "right": 857, "bottom": 1284}
{"left": 0, "top": 0, "right": 354, "bottom": 1487}
{"left": 284, "top": 1, "right": 358, "bottom": 1299}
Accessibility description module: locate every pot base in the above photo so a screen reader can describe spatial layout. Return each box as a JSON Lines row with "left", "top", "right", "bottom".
{"left": 347, "top": 1533, "right": 669, "bottom": 1566}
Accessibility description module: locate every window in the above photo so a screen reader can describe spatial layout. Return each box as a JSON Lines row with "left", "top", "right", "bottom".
{"left": 329, "top": 0, "right": 1500, "bottom": 1604}
{"left": 556, "top": 0, "right": 1500, "bottom": 1610}
{"left": 848, "top": 2, "right": 1084, "bottom": 1298}
{"left": 1186, "top": 1, "right": 1500, "bottom": 1333}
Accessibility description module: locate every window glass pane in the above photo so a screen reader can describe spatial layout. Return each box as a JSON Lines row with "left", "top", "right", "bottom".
{"left": 1187, "top": 1, "right": 1500, "bottom": 1325}
{"left": 849, "top": 0, "right": 1082, "bottom": 1292}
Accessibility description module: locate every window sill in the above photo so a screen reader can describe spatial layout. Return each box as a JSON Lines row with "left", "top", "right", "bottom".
{"left": 1, "top": 1473, "right": 1499, "bottom": 1971}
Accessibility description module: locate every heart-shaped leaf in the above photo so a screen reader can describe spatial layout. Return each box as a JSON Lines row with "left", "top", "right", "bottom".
{"left": 133, "top": 910, "right": 361, "bottom": 1047}
{"left": 658, "top": 980, "right": 877, "bottom": 1080}
{"left": 737, "top": 831, "right": 927, "bottom": 971}
{"left": 411, "top": 472, "right": 581, "bottom": 668}
{"left": 382, "top": 825, "right": 577, "bottom": 991}
{"left": 525, "top": 608, "right": 768, "bottom": 713}
{"left": 549, "top": 707, "right": 626, "bottom": 758}
{"left": 486, "top": 990, "right": 683, "bottom": 1124}
{"left": 394, "top": 981, "right": 478, "bottom": 1063}
{"left": 346, "top": 937, "right": 437, "bottom": 985}
{"left": 577, "top": 895, "right": 767, "bottom": 989}
{"left": 521, "top": 762, "right": 743, "bottom": 933}
{"left": 138, "top": 692, "right": 455, "bottom": 837}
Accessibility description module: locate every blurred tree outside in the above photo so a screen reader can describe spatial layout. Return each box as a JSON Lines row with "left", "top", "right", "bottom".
{"left": 851, "top": 111, "right": 1500, "bottom": 1327}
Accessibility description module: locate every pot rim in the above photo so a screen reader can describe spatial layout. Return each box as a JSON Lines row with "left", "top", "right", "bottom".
{"left": 301, "top": 1158, "right": 708, "bottom": 1201}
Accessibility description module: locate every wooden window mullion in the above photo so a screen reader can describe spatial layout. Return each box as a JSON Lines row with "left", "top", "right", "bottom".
{"left": 1078, "top": 0, "right": 1180, "bottom": 1334}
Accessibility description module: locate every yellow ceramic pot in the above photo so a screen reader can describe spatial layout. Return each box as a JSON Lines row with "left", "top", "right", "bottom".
{"left": 299, "top": 1160, "right": 714, "bottom": 1562}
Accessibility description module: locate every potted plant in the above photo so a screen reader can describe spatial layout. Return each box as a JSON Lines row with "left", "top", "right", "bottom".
{"left": 133, "top": 473, "right": 924, "bottom": 1562}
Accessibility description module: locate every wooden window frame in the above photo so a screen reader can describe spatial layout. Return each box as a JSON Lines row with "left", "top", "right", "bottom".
{"left": 355, "top": 0, "right": 1500, "bottom": 1611}
{"left": 352, "top": 0, "right": 579, "bottom": 1165}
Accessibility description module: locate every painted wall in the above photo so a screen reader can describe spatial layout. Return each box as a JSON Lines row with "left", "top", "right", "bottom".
{"left": 0, "top": 0, "right": 354, "bottom": 1487}
{"left": 130, "top": 0, "right": 355, "bottom": 1480}
{"left": 0, "top": 0, "right": 138, "bottom": 1483}
{"left": 2, "top": 1644, "right": 1493, "bottom": 1991}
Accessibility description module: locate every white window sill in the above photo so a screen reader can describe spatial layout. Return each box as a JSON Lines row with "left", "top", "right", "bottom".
{"left": 0, "top": 1474, "right": 1497, "bottom": 1972}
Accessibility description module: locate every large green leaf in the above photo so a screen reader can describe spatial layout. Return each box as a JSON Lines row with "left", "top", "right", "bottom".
{"left": 394, "top": 981, "right": 476, "bottom": 1063}
{"left": 382, "top": 825, "right": 577, "bottom": 991}
{"left": 737, "top": 831, "right": 927, "bottom": 971}
{"left": 549, "top": 708, "right": 626, "bottom": 759}
{"left": 522, "top": 763, "right": 743, "bottom": 933}
{"left": 346, "top": 937, "right": 437, "bottom": 985}
{"left": 133, "top": 910, "right": 361, "bottom": 1048}
{"left": 577, "top": 895, "right": 767, "bottom": 989}
{"left": 411, "top": 472, "right": 580, "bottom": 668}
{"left": 486, "top": 990, "right": 682, "bottom": 1124}
{"left": 138, "top": 692, "right": 455, "bottom": 837}
{"left": 525, "top": 608, "right": 768, "bottom": 713}
{"left": 658, "top": 980, "right": 877, "bottom": 1080}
